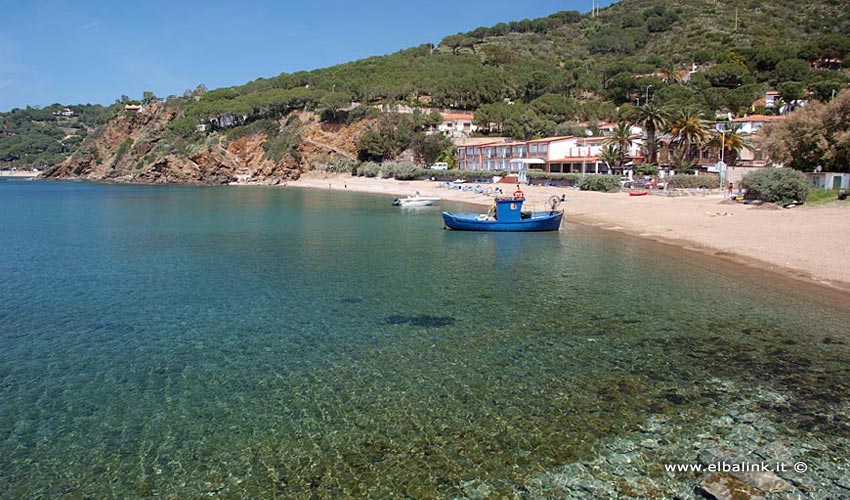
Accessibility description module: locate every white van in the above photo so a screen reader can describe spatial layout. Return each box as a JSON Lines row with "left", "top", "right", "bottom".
{"left": 431, "top": 162, "right": 449, "bottom": 170}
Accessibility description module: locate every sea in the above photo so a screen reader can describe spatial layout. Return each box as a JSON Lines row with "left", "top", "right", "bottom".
{"left": 1, "top": 181, "right": 848, "bottom": 499}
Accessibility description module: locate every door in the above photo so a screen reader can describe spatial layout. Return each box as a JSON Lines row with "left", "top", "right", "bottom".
{"left": 833, "top": 176, "right": 843, "bottom": 190}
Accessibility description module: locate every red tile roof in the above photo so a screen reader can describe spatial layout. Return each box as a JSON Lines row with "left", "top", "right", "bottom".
{"left": 549, "top": 156, "right": 600, "bottom": 162}
{"left": 731, "top": 114, "right": 787, "bottom": 123}
{"left": 525, "top": 135, "right": 574, "bottom": 143}
{"left": 442, "top": 113, "right": 474, "bottom": 120}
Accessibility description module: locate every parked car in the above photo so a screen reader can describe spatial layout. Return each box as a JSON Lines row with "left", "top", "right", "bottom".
{"left": 430, "top": 162, "right": 449, "bottom": 170}
{"left": 619, "top": 177, "right": 634, "bottom": 188}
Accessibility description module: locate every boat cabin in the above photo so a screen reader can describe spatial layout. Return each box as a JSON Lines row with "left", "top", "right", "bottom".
{"left": 492, "top": 195, "right": 527, "bottom": 221}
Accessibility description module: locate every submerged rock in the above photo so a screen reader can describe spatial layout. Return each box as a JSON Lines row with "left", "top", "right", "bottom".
{"left": 385, "top": 314, "right": 456, "bottom": 328}
{"left": 698, "top": 472, "right": 764, "bottom": 500}
{"left": 736, "top": 470, "right": 788, "bottom": 493}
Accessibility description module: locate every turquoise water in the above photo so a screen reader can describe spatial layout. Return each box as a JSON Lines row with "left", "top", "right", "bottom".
{"left": 1, "top": 181, "right": 848, "bottom": 499}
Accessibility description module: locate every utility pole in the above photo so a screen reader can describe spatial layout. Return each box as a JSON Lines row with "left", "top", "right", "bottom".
{"left": 720, "top": 128, "right": 726, "bottom": 198}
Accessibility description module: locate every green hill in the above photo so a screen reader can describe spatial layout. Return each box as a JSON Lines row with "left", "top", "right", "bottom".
{"left": 181, "top": 0, "right": 848, "bottom": 112}
{"left": 0, "top": 104, "right": 114, "bottom": 168}
{"left": 11, "top": 0, "right": 850, "bottom": 173}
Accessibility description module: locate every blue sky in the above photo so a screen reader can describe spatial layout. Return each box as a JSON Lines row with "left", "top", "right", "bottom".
{"left": 0, "top": 0, "right": 614, "bottom": 111}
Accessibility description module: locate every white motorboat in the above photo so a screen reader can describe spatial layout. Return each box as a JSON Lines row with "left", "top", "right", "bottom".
{"left": 392, "top": 194, "right": 441, "bottom": 207}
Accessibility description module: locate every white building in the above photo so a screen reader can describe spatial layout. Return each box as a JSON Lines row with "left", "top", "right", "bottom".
{"left": 457, "top": 135, "right": 644, "bottom": 174}
{"left": 728, "top": 114, "right": 786, "bottom": 135}
{"left": 439, "top": 113, "right": 477, "bottom": 137}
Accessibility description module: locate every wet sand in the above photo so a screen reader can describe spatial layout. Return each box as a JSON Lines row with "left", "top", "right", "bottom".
{"left": 287, "top": 173, "right": 850, "bottom": 294}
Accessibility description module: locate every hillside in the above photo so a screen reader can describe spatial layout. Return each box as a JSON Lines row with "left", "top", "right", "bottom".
{"left": 0, "top": 104, "right": 111, "bottom": 168}
{"left": 43, "top": 103, "right": 369, "bottom": 184}
{"left": 31, "top": 0, "right": 850, "bottom": 183}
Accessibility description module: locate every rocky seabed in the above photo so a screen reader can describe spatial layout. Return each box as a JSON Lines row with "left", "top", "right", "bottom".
{"left": 459, "top": 379, "right": 850, "bottom": 500}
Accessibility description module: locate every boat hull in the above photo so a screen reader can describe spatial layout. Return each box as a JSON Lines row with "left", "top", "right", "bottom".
{"left": 393, "top": 196, "right": 441, "bottom": 207}
{"left": 442, "top": 211, "right": 563, "bottom": 231}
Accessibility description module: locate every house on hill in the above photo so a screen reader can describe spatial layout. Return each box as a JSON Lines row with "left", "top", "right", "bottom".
{"left": 578, "top": 121, "right": 643, "bottom": 137}
{"left": 439, "top": 113, "right": 476, "bottom": 137}
{"left": 728, "top": 114, "right": 786, "bottom": 135}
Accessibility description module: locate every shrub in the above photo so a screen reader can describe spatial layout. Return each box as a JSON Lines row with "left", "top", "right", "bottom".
{"left": 356, "top": 161, "right": 381, "bottom": 177}
{"left": 225, "top": 118, "right": 277, "bottom": 141}
{"left": 112, "top": 138, "right": 132, "bottom": 165}
{"left": 345, "top": 105, "right": 379, "bottom": 123}
{"left": 328, "top": 158, "right": 357, "bottom": 174}
{"left": 311, "top": 155, "right": 357, "bottom": 173}
{"left": 578, "top": 175, "right": 621, "bottom": 192}
{"left": 634, "top": 163, "right": 657, "bottom": 176}
{"left": 263, "top": 116, "right": 301, "bottom": 163}
{"left": 742, "top": 168, "right": 811, "bottom": 205}
{"left": 667, "top": 175, "right": 720, "bottom": 189}
{"left": 380, "top": 162, "right": 427, "bottom": 180}
{"left": 526, "top": 171, "right": 582, "bottom": 185}
{"left": 806, "top": 189, "right": 840, "bottom": 204}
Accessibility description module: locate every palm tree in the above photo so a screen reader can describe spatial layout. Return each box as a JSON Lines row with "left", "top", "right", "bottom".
{"left": 669, "top": 109, "right": 710, "bottom": 162}
{"left": 629, "top": 102, "right": 669, "bottom": 165}
{"left": 668, "top": 150, "right": 696, "bottom": 172}
{"left": 708, "top": 124, "right": 752, "bottom": 165}
{"left": 602, "top": 121, "right": 634, "bottom": 172}
{"left": 599, "top": 144, "right": 624, "bottom": 174}
{"left": 772, "top": 97, "right": 786, "bottom": 115}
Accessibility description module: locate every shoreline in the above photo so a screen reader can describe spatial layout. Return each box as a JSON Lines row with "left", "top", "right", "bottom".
{"left": 0, "top": 170, "right": 40, "bottom": 178}
{"left": 287, "top": 172, "right": 850, "bottom": 296}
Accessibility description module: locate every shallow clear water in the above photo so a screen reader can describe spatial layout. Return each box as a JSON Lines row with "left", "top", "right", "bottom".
{"left": 1, "top": 181, "right": 848, "bottom": 499}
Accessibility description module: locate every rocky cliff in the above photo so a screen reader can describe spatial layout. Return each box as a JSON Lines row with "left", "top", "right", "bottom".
{"left": 43, "top": 103, "right": 366, "bottom": 185}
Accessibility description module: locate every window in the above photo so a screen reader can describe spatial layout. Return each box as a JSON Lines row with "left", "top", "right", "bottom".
{"left": 539, "top": 144, "right": 548, "bottom": 154}
{"left": 529, "top": 144, "right": 538, "bottom": 154}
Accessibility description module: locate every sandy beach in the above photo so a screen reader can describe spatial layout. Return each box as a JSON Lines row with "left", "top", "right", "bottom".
{"left": 289, "top": 173, "right": 850, "bottom": 293}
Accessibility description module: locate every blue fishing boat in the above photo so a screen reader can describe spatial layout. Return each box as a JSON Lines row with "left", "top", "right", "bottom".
{"left": 442, "top": 191, "right": 563, "bottom": 232}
